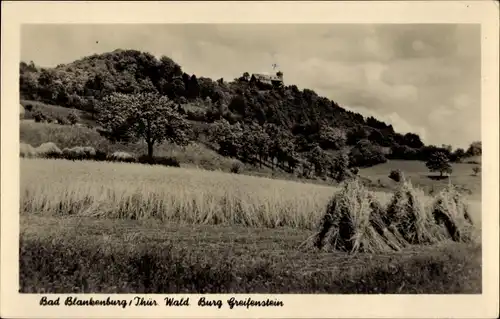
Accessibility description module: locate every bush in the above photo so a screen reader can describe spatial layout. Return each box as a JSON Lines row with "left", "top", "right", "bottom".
{"left": 230, "top": 161, "right": 243, "bottom": 174}
{"left": 389, "top": 169, "right": 404, "bottom": 182}
{"left": 108, "top": 151, "right": 136, "bottom": 163}
{"left": 35, "top": 142, "right": 63, "bottom": 159}
{"left": 67, "top": 111, "right": 80, "bottom": 125}
{"left": 94, "top": 150, "right": 108, "bottom": 161}
{"left": 32, "top": 110, "right": 46, "bottom": 123}
{"left": 349, "top": 139, "right": 387, "bottom": 168}
{"left": 25, "top": 104, "right": 34, "bottom": 112}
{"left": 55, "top": 116, "right": 69, "bottom": 125}
{"left": 137, "top": 155, "right": 180, "bottom": 168}
{"left": 350, "top": 167, "right": 359, "bottom": 176}
{"left": 20, "top": 143, "right": 37, "bottom": 158}
{"left": 472, "top": 166, "right": 481, "bottom": 176}
{"left": 62, "top": 146, "right": 86, "bottom": 160}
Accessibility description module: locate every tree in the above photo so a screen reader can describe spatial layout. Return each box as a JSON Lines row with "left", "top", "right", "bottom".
{"left": 349, "top": 139, "right": 387, "bottom": 167}
{"left": 466, "top": 141, "right": 482, "bottom": 157}
{"left": 307, "top": 145, "right": 329, "bottom": 177}
{"left": 332, "top": 151, "right": 351, "bottom": 182}
{"left": 210, "top": 119, "right": 243, "bottom": 158}
{"left": 403, "top": 133, "right": 424, "bottom": 149}
{"left": 426, "top": 152, "right": 452, "bottom": 177}
{"left": 346, "top": 126, "right": 368, "bottom": 145}
{"left": 97, "top": 92, "right": 191, "bottom": 159}
{"left": 319, "top": 126, "right": 347, "bottom": 150}
{"left": 187, "top": 74, "right": 200, "bottom": 99}
{"left": 451, "top": 148, "right": 466, "bottom": 162}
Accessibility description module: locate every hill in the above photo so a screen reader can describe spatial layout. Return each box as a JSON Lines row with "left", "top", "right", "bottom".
{"left": 19, "top": 49, "right": 481, "bottom": 177}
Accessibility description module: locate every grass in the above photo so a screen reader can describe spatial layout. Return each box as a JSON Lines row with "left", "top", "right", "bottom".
{"left": 20, "top": 215, "right": 482, "bottom": 294}
{"left": 359, "top": 160, "right": 482, "bottom": 199}
{"left": 20, "top": 100, "right": 96, "bottom": 126}
{"left": 19, "top": 158, "right": 482, "bottom": 293}
{"left": 21, "top": 158, "right": 341, "bottom": 229}
{"left": 21, "top": 158, "right": 482, "bottom": 230}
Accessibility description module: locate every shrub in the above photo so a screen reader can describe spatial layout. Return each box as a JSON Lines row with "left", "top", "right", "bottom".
{"left": 137, "top": 155, "right": 180, "bottom": 168}
{"left": 308, "top": 179, "right": 392, "bottom": 253}
{"left": 350, "top": 167, "right": 359, "bottom": 176}
{"left": 230, "top": 161, "right": 243, "bottom": 174}
{"left": 67, "top": 111, "right": 80, "bottom": 125}
{"left": 25, "top": 104, "right": 34, "bottom": 112}
{"left": 35, "top": 142, "right": 63, "bottom": 159}
{"left": 20, "top": 143, "right": 37, "bottom": 158}
{"left": 472, "top": 166, "right": 481, "bottom": 176}
{"left": 108, "top": 151, "right": 136, "bottom": 163}
{"left": 32, "top": 110, "right": 46, "bottom": 123}
{"left": 55, "top": 116, "right": 69, "bottom": 125}
{"left": 61, "top": 146, "right": 100, "bottom": 161}
{"left": 82, "top": 146, "right": 97, "bottom": 158}
{"left": 62, "top": 147, "right": 86, "bottom": 160}
{"left": 431, "top": 184, "right": 475, "bottom": 242}
{"left": 389, "top": 169, "right": 404, "bottom": 182}
{"left": 94, "top": 150, "right": 108, "bottom": 161}
{"left": 349, "top": 139, "right": 387, "bottom": 168}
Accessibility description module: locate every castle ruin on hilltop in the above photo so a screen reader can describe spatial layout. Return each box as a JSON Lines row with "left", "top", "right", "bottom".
{"left": 250, "top": 71, "right": 284, "bottom": 88}
{"left": 244, "top": 63, "right": 284, "bottom": 89}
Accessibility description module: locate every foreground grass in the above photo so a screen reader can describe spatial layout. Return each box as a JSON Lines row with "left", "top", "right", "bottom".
{"left": 20, "top": 215, "right": 482, "bottom": 294}
{"left": 21, "top": 158, "right": 482, "bottom": 230}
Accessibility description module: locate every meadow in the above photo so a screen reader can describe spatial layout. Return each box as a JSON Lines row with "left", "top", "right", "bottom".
{"left": 19, "top": 158, "right": 482, "bottom": 293}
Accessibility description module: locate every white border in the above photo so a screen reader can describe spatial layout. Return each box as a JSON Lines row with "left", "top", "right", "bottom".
{"left": 2, "top": 1, "right": 499, "bottom": 318}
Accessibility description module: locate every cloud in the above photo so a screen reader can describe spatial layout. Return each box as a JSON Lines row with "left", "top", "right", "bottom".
{"left": 21, "top": 24, "right": 481, "bottom": 149}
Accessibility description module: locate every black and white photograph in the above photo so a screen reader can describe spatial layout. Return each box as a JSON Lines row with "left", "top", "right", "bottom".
{"left": 2, "top": 1, "right": 499, "bottom": 318}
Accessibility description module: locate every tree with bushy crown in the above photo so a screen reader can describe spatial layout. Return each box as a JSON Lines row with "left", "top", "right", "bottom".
{"left": 97, "top": 92, "right": 191, "bottom": 159}
{"left": 466, "top": 141, "right": 482, "bottom": 157}
{"left": 307, "top": 145, "right": 329, "bottom": 177}
{"left": 319, "top": 125, "right": 347, "bottom": 150}
{"left": 332, "top": 151, "right": 351, "bottom": 183}
{"left": 210, "top": 119, "right": 243, "bottom": 158}
{"left": 426, "top": 151, "right": 452, "bottom": 177}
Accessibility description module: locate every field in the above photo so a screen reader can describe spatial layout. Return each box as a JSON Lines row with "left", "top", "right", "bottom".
{"left": 19, "top": 103, "right": 483, "bottom": 294}
{"left": 20, "top": 158, "right": 482, "bottom": 293}
{"left": 359, "top": 160, "right": 482, "bottom": 200}
{"left": 20, "top": 119, "right": 483, "bottom": 197}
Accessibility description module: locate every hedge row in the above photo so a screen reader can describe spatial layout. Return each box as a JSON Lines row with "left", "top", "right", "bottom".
{"left": 20, "top": 142, "right": 180, "bottom": 167}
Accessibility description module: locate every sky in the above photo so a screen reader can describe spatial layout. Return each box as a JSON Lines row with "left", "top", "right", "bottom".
{"left": 21, "top": 24, "right": 481, "bottom": 149}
